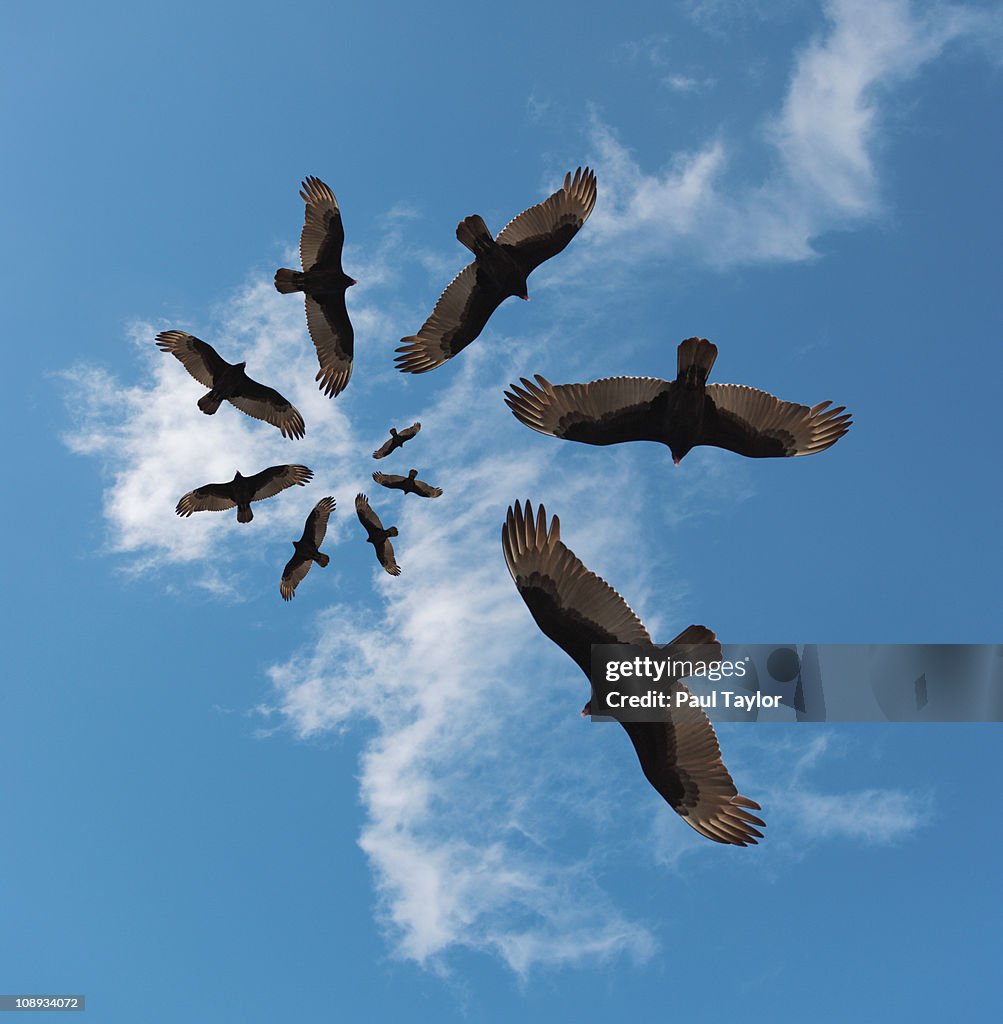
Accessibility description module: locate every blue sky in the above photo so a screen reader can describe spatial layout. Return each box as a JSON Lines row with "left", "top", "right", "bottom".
{"left": 3, "top": 0, "right": 1002, "bottom": 1020}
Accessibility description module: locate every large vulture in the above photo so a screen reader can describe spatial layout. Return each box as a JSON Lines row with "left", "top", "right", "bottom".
{"left": 280, "top": 496, "right": 336, "bottom": 601}
{"left": 355, "top": 494, "right": 401, "bottom": 576}
{"left": 395, "top": 167, "right": 597, "bottom": 374}
{"left": 505, "top": 337, "right": 851, "bottom": 463}
{"left": 372, "top": 422, "right": 421, "bottom": 459}
{"left": 502, "top": 500, "right": 765, "bottom": 846}
{"left": 155, "top": 331, "right": 305, "bottom": 439}
{"left": 274, "top": 176, "right": 356, "bottom": 397}
{"left": 372, "top": 469, "right": 442, "bottom": 498}
{"left": 176, "top": 465, "right": 313, "bottom": 523}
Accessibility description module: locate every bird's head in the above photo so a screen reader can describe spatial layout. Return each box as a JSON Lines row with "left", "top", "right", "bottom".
{"left": 407, "top": 469, "right": 418, "bottom": 479}
{"left": 348, "top": 277, "right": 358, "bottom": 288}
{"left": 233, "top": 471, "right": 244, "bottom": 481}
{"left": 237, "top": 361, "right": 247, "bottom": 370}
{"left": 389, "top": 427, "right": 398, "bottom": 437}
{"left": 670, "top": 445, "right": 691, "bottom": 466}
{"left": 581, "top": 700, "right": 592, "bottom": 718}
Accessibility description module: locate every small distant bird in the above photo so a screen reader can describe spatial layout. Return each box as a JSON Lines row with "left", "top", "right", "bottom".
{"left": 372, "top": 422, "right": 421, "bottom": 459}
{"left": 502, "top": 500, "right": 765, "bottom": 846}
{"left": 280, "top": 496, "right": 336, "bottom": 601}
{"left": 395, "top": 167, "right": 597, "bottom": 374}
{"left": 155, "top": 331, "right": 305, "bottom": 439}
{"left": 372, "top": 469, "right": 442, "bottom": 498}
{"left": 355, "top": 494, "right": 401, "bottom": 576}
{"left": 274, "top": 176, "right": 356, "bottom": 397}
{"left": 505, "top": 337, "right": 851, "bottom": 463}
{"left": 176, "top": 465, "right": 313, "bottom": 523}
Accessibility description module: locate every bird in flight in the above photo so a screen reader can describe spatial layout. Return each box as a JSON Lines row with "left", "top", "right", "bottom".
{"left": 395, "top": 167, "right": 597, "bottom": 374}
{"left": 275, "top": 176, "right": 356, "bottom": 398}
{"left": 372, "top": 469, "right": 442, "bottom": 499}
{"left": 502, "top": 500, "right": 765, "bottom": 846}
{"left": 372, "top": 422, "right": 421, "bottom": 459}
{"left": 505, "top": 337, "right": 851, "bottom": 463}
{"left": 355, "top": 494, "right": 401, "bottom": 576}
{"left": 155, "top": 331, "right": 305, "bottom": 439}
{"left": 280, "top": 496, "right": 336, "bottom": 601}
{"left": 176, "top": 465, "right": 313, "bottom": 523}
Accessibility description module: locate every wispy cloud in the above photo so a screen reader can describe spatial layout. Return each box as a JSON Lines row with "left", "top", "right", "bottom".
{"left": 581, "top": 0, "right": 994, "bottom": 269}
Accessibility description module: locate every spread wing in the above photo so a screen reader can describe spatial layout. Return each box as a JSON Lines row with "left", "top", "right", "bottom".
{"left": 372, "top": 435, "right": 396, "bottom": 459}
{"left": 280, "top": 553, "right": 312, "bottom": 601}
{"left": 372, "top": 472, "right": 407, "bottom": 489}
{"left": 412, "top": 477, "right": 442, "bottom": 498}
{"left": 304, "top": 294, "right": 353, "bottom": 398}
{"left": 375, "top": 537, "right": 401, "bottom": 576}
{"left": 228, "top": 376, "right": 306, "bottom": 440}
{"left": 245, "top": 464, "right": 313, "bottom": 502}
{"left": 701, "top": 384, "right": 852, "bottom": 458}
{"left": 298, "top": 176, "right": 345, "bottom": 273}
{"left": 505, "top": 375, "right": 672, "bottom": 446}
{"left": 394, "top": 263, "right": 506, "bottom": 373}
{"left": 496, "top": 166, "right": 597, "bottom": 276}
{"left": 502, "top": 500, "right": 764, "bottom": 846}
{"left": 155, "top": 330, "right": 228, "bottom": 388}
{"left": 397, "top": 422, "right": 421, "bottom": 442}
{"left": 176, "top": 481, "right": 237, "bottom": 517}
{"left": 302, "top": 495, "right": 336, "bottom": 546}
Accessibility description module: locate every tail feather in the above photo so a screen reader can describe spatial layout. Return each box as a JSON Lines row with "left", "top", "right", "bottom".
{"left": 274, "top": 268, "right": 305, "bottom": 294}
{"left": 456, "top": 214, "right": 493, "bottom": 254}
{"left": 237, "top": 505, "right": 253, "bottom": 524}
{"left": 197, "top": 391, "right": 223, "bottom": 415}
{"left": 315, "top": 552, "right": 330, "bottom": 568}
{"left": 676, "top": 337, "right": 718, "bottom": 385}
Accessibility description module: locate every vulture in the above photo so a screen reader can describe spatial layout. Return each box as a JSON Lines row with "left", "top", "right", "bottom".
{"left": 280, "top": 496, "right": 336, "bottom": 601}
{"left": 155, "top": 331, "right": 305, "bottom": 439}
{"left": 355, "top": 494, "right": 401, "bottom": 576}
{"left": 176, "top": 465, "right": 313, "bottom": 523}
{"left": 372, "top": 469, "right": 442, "bottom": 498}
{"left": 274, "top": 176, "right": 356, "bottom": 397}
{"left": 372, "top": 422, "right": 421, "bottom": 459}
{"left": 505, "top": 337, "right": 851, "bottom": 463}
{"left": 502, "top": 500, "right": 765, "bottom": 846}
{"left": 395, "top": 167, "right": 597, "bottom": 374}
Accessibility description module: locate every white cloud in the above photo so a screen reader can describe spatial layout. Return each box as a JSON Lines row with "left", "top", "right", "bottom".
{"left": 581, "top": 0, "right": 992, "bottom": 269}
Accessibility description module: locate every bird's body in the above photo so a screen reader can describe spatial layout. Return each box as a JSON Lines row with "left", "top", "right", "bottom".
{"left": 176, "top": 464, "right": 313, "bottom": 523}
{"left": 372, "top": 422, "right": 421, "bottom": 459}
{"left": 355, "top": 494, "right": 401, "bottom": 575}
{"left": 281, "top": 496, "right": 335, "bottom": 600}
{"left": 372, "top": 469, "right": 442, "bottom": 498}
{"left": 155, "top": 331, "right": 305, "bottom": 439}
{"left": 275, "top": 176, "right": 356, "bottom": 397}
{"left": 506, "top": 337, "right": 851, "bottom": 463}
{"left": 395, "top": 167, "right": 597, "bottom": 374}
{"left": 502, "top": 500, "right": 765, "bottom": 846}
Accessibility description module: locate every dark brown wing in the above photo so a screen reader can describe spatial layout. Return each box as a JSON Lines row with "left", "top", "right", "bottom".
{"left": 372, "top": 472, "right": 407, "bottom": 489}
{"left": 505, "top": 375, "right": 672, "bottom": 446}
{"left": 305, "top": 496, "right": 335, "bottom": 546}
{"left": 396, "top": 422, "right": 421, "bottom": 443}
{"left": 245, "top": 464, "right": 313, "bottom": 503}
{"left": 394, "top": 264, "right": 506, "bottom": 373}
{"left": 155, "top": 331, "right": 228, "bottom": 388}
{"left": 496, "top": 167, "right": 597, "bottom": 276}
{"left": 372, "top": 436, "right": 396, "bottom": 460}
{"left": 701, "top": 384, "right": 852, "bottom": 458}
{"left": 298, "top": 176, "right": 345, "bottom": 272}
{"left": 228, "top": 376, "right": 306, "bottom": 440}
{"left": 502, "top": 500, "right": 651, "bottom": 675}
{"left": 354, "top": 493, "right": 385, "bottom": 538}
{"left": 502, "top": 500, "right": 764, "bottom": 846}
{"left": 280, "top": 552, "right": 312, "bottom": 601}
{"left": 304, "top": 293, "right": 353, "bottom": 398}
{"left": 412, "top": 477, "right": 442, "bottom": 498}
{"left": 176, "top": 481, "right": 237, "bottom": 517}
{"left": 375, "top": 537, "right": 401, "bottom": 576}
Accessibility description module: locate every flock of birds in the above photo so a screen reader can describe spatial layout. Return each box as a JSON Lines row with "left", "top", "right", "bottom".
{"left": 157, "top": 167, "right": 852, "bottom": 845}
